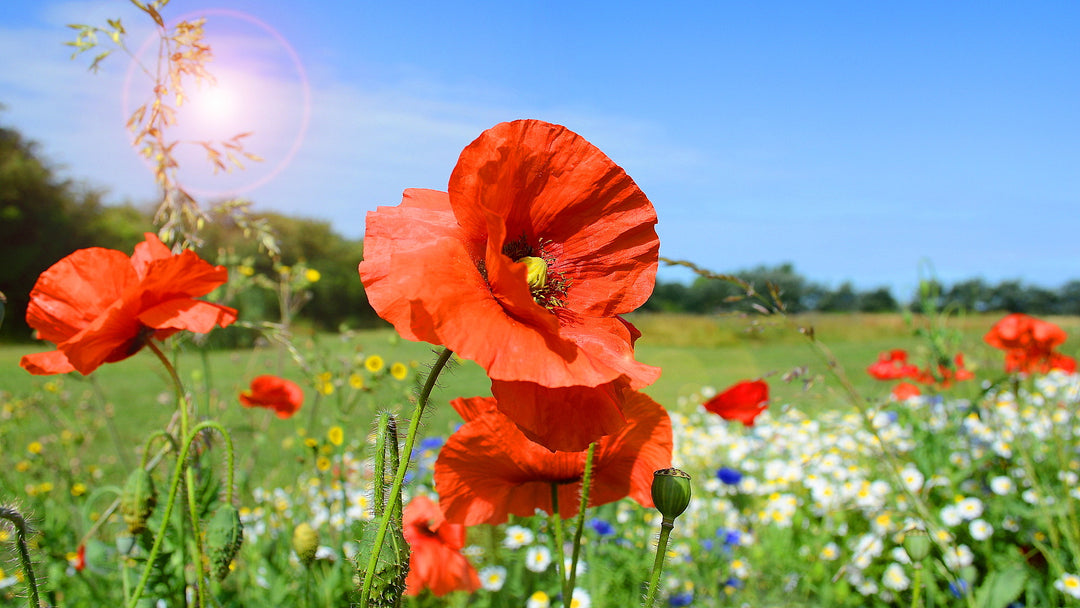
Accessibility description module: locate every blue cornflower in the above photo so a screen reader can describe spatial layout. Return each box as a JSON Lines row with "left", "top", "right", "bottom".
{"left": 588, "top": 518, "right": 615, "bottom": 536}
{"left": 949, "top": 580, "right": 969, "bottom": 598}
{"left": 718, "top": 529, "right": 741, "bottom": 547}
{"left": 716, "top": 467, "right": 742, "bottom": 486}
{"left": 668, "top": 591, "right": 693, "bottom": 606}
{"left": 700, "top": 539, "right": 714, "bottom": 551}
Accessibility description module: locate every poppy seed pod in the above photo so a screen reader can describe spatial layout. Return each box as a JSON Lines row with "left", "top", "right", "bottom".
{"left": 902, "top": 529, "right": 932, "bottom": 562}
{"left": 651, "top": 468, "right": 692, "bottom": 521}
{"left": 121, "top": 469, "right": 157, "bottom": 534}
{"left": 292, "top": 522, "right": 319, "bottom": 565}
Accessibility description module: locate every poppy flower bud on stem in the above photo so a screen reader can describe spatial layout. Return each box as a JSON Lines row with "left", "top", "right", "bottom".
{"left": 292, "top": 523, "right": 319, "bottom": 566}
{"left": 121, "top": 469, "right": 157, "bottom": 535}
{"left": 206, "top": 504, "right": 243, "bottom": 580}
{"left": 644, "top": 468, "right": 692, "bottom": 608}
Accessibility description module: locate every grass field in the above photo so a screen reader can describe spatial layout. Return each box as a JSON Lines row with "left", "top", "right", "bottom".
{"left": 2, "top": 312, "right": 1077, "bottom": 492}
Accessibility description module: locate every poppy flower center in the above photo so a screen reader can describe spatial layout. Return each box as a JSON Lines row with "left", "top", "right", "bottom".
{"left": 499, "top": 235, "right": 569, "bottom": 310}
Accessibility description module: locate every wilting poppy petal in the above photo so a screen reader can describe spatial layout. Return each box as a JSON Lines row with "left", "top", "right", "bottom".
{"left": 703, "top": 380, "right": 769, "bottom": 427}
{"left": 239, "top": 375, "right": 304, "bottom": 419}
{"left": 434, "top": 391, "right": 672, "bottom": 526}
{"left": 21, "top": 233, "right": 235, "bottom": 376}
{"left": 359, "top": 120, "right": 660, "bottom": 450}
{"left": 403, "top": 495, "right": 480, "bottom": 597}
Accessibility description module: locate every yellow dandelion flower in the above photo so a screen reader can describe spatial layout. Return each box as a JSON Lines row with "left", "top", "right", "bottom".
{"left": 278, "top": 265, "right": 291, "bottom": 276}
{"left": 38, "top": 482, "right": 53, "bottom": 493}
{"left": 71, "top": 483, "right": 87, "bottom": 497}
{"left": 0, "top": 529, "right": 9, "bottom": 542}
{"left": 27, "top": 441, "right": 43, "bottom": 455}
{"left": 319, "top": 382, "right": 334, "bottom": 396}
{"left": 365, "top": 355, "right": 385, "bottom": 373}
{"left": 316, "top": 457, "right": 332, "bottom": 472}
{"left": 304, "top": 437, "right": 319, "bottom": 449}
{"left": 327, "top": 426, "right": 344, "bottom": 446}
{"left": 320, "top": 444, "right": 333, "bottom": 455}
{"left": 305, "top": 268, "right": 321, "bottom": 283}
{"left": 237, "top": 265, "right": 255, "bottom": 277}
{"left": 317, "top": 371, "right": 333, "bottom": 383}
{"left": 390, "top": 362, "right": 408, "bottom": 381}
{"left": 349, "top": 374, "right": 364, "bottom": 389}
{"left": 15, "top": 461, "right": 30, "bottom": 473}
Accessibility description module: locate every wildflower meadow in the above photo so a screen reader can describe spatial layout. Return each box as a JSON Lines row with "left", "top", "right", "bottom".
{"left": 2, "top": 4, "right": 1080, "bottom": 608}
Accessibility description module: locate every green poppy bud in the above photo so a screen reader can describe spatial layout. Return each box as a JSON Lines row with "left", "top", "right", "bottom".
{"left": 206, "top": 504, "right": 244, "bottom": 580}
{"left": 518, "top": 256, "right": 548, "bottom": 290}
{"left": 902, "top": 529, "right": 932, "bottom": 562}
{"left": 292, "top": 522, "right": 319, "bottom": 566}
{"left": 120, "top": 469, "right": 157, "bottom": 534}
{"left": 651, "top": 468, "right": 692, "bottom": 521}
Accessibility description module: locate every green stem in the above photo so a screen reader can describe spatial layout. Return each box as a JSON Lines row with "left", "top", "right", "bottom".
{"left": 358, "top": 348, "right": 454, "bottom": 607}
{"left": 910, "top": 565, "right": 923, "bottom": 608}
{"left": 643, "top": 518, "right": 674, "bottom": 608}
{"left": 0, "top": 506, "right": 41, "bottom": 608}
{"left": 550, "top": 483, "right": 570, "bottom": 604}
{"left": 140, "top": 430, "right": 179, "bottom": 469}
{"left": 127, "top": 421, "right": 224, "bottom": 608}
{"left": 147, "top": 340, "right": 208, "bottom": 607}
{"left": 567, "top": 443, "right": 597, "bottom": 598}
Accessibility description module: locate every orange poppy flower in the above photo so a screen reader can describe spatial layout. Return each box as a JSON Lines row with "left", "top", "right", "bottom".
{"left": 890, "top": 382, "right": 922, "bottom": 400}
{"left": 703, "top": 380, "right": 769, "bottom": 427}
{"left": 20, "top": 233, "right": 237, "bottom": 376}
{"left": 867, "top": 349, "right": 920, "bottom": 381}
{"left": 239, "top": 375, "right": 304, "bottom": 419}
{"left": 403, "top": 494, "right": 481, "bottom": 597}
{"left": 359, "top": 120, "right": 660, "bottom": 450}
{"left": 984, "top": 313, "right": 1076, "bottom": 374}
{"left": 433, "top": 390, "right": 672, "bottom": 526}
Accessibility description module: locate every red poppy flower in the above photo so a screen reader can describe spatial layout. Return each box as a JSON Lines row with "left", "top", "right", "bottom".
{"left": 434, "top": 390, "right": 672, "bottom": 526}
{"left": 358, "top": 120, "right": 661, "bottom": 450}
{"left": 985, "top": 313, "right": 1076, "bottom": 374}
{"left": 867, "top": 349, "right": 920, "bottom": 381}
{"left": 71, "top": 544, "right": 87, "bottom": 572}
{"left": 890, "top": 382, "right": 922, "bottom": 400}
{"left": 20, "top": 233, "right": 237, "bottom": 376}
{"left": 403, "top": 494, "right": 481, "bottom": 597}
{"left": 239, "top": 375, "right": 304, "bottom": 419}
{"left": 703, "top": 380, "right": 769, "bottom": 427}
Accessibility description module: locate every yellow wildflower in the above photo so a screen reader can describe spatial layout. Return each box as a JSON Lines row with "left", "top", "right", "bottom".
{"left": 390, "top": 362, "right": 408, "bottom": 381}
{"left": 349, "top": 373, "right": 364, "bottom": 389}
{"left": 365, "top": 355, "right": 385, "bottom": 373}
{"left": 305, "top": 268, "right": 321, "bottom": 283}
{"left": 27, "top": 441, "right": 42, "bottom": 455}
{"left": 327, "top": 426, "right": 344, "bottom": 446}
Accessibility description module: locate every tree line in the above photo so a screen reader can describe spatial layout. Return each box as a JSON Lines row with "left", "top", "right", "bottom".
{"left": 641, "top": 263, "right": 1080, "bottom": 316}
{"left": 3, "top": 123, "right": 1077, "bottom": 342}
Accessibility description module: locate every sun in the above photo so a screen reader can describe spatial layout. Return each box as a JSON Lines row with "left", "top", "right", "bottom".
{"left": 188, "top": 83, "right": 239, "bottom": 127}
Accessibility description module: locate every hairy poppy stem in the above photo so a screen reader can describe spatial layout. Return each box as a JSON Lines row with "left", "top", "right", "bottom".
{"left": 567, "top": 442, "right": 597, "bottom": 598}
{"left": 643, "top": 517, "right": 675, "bottom": 608}
{"left": 128, "top": 421, "right": 228, "bottom": 608}
{"left": 0, "top": 505, "right": 42, "bottom": 608}
{"left": 147, "top": 340, "right": 209, "bottom": 608}
{"left": 549, "top": 483, "right": 570, "bottom": 604}
{"left": 358, "top": 347, "right": 454, "bottom": 608}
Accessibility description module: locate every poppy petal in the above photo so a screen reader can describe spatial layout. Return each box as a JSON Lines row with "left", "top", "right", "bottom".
{"left": 20, "top": 349, "right": 77, "bottom": 375}
{"left": 138, "top": 299, "right": 238, "bottom": 333}
{"left": 490, "top": 379, "right": 629, "bottom": 452}
{"left": 448, "top": 120, "right": 659, "bottom": 317}
{"left": 703, "top": 380, "right": 769, "bottom": 427}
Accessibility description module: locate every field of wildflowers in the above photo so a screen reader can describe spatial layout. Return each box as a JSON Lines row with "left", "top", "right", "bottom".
{"left": 2, "top": 4, "right": 1080, "bottom": 607}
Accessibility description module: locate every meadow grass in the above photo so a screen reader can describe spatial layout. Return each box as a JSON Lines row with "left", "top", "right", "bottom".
{"left": 2, "top": 312, "right": 1076, "bottom": 493}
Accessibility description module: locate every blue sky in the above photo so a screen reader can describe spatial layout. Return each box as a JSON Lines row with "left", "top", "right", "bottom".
{"left": 2, "top": 1, "right": 1078, "bottom": 296}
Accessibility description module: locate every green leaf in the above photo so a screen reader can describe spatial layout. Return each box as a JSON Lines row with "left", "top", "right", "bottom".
{"left": 975, "top": 568, "right": 1028, "bottom": 608}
